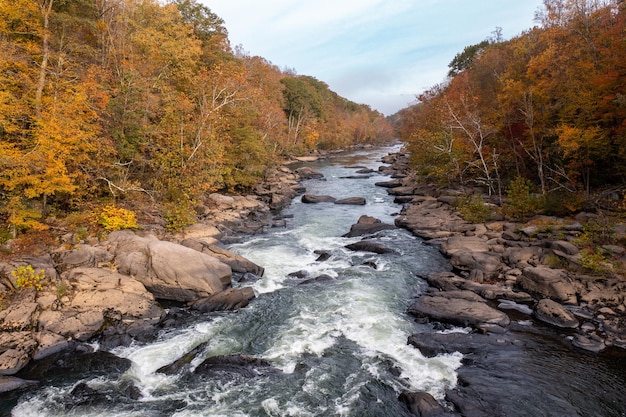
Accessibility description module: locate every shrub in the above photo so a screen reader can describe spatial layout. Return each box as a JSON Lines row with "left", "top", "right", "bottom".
{"left": 96, "top": 205, "right": 138, "bottom": 231}
{"left": 576, "top": 216, "right": 615, "bottom": 247}
{"left": 11, "top": 265, "right": 46, "bottom": 291}
{"left": 503, "top": 176, "right": 541, "bottom": 221}
{"left": 543, "top": 191, "right": 585, "bottom": 217}
{"left": 579, "top": 249, "right": 612, "bottom": 275}
{"left": 163, "top": 201, "right": 196, "bottom": 232}
{"left": 455, "top": 195, "right": 492, "bottom": 223}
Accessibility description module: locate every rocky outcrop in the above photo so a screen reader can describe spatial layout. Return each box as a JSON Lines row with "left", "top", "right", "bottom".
{"left": 408, "top": 293, "right": 511, "bottom": 332}
{"left": 0, "top": 228, "right": 262, "bottom": 383}
{"left": 180, "top": 238, "right": 264, "bottom": 276}
{"left": 517, "top": 267, "right": 577, "bottom": 304}
{"left": 382, "top": 151, "right": 626, "bottom": 352}
{"left": 106, "top": 231, "right": 231, "bottom": 302}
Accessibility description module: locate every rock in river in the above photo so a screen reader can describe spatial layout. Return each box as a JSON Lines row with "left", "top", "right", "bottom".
{"left": 408, "top": 293, "right": 510, "bottom": 332}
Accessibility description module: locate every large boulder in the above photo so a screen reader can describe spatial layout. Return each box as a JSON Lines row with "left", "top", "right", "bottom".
{"left": 301, "top": 194, "right": 336, "bottom": 204}
{"left": 334, "top": 197, "right": 366, "bottom": 205}
{"left": 343, "top": 215, "right": 396, "bottom": 237}
{"left": 533, "top": 299, "right": 579, "bottom": 329}
{"left": 106, "top": 231, "right": 231, "bottom": 302}
{"left": 517, "top": 267, "right": 577, "bottom": 304}
{"left": 398, "top": 391, "right": 453, "bottom": 417}
{"left": 408, "top": 294, "right": 510, "bottom": 332}
{"left": 294, "top": 167, "right": 324, "bottom": 179}
{"left": 189, "top": 287, "right": 256, "bottom": 312}
{"left": 180, "top": 239, "right": 264, "bottom": 276}
{"left": 449, "top": 251, "right": 503, "bottom": 280}
{"left": 345, "top": 240, "right": 397, "bottom": 254}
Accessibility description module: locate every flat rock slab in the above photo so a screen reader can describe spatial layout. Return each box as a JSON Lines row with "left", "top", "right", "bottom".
{"left": 408, "top": 295, "right": 510, "bottom": 330}
{"left": 301, "top": 194, "right": 336, "bottom": 203}
{"left": 334, "top": 197, "right": 366, "bottom": 205}
{"left": 534, "top": 299, "right": 579, "bottom": 329}
{"left": 517, "top": 267, "right": 577, "bottom": 304}
{"left": 345, "top": 240, "right": 397, "bottom": 254}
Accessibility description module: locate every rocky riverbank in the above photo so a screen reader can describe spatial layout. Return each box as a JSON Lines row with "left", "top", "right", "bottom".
{"left": 378, "top": 151, "right": 626, "bottom": 417}
{"left": 380, "top": 151, "right": 626, "bottom": 353}
{"left": 0, "top": 164, "right": 308, "bottom": 396}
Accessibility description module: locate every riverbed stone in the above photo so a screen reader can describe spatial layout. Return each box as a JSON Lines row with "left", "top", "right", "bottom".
{"left": 345, "top": 240, "right": 397, "bottom": 254}
{"left": 533, "top": 299, "right": 579, "bottom": 329}
{"left": 517, "top": 267, "right": 577, "bottom": 304}
{"left": 334, "top": 197, "right": 366, "bottom": 205}
{"left": 550, "top": 240, "right": 580, "bottom": 256}
{"left": 301, "top": 194, "right": 336, "bottom": 203}
{"left": 398, "top": 391, "right": 453, "bottom": 417}
{"left": 295, "top": 167, "right": 324, "bottom": 179}
{"left": 0, "top": 376, "right": 38, "bottom": 393}
{"left": 189, "top": 287, "right": 255, "bottom": 312}
{"left": 343, "top": 215, "right": 396, "bottom": 237}
{"left": 407, "top": 294, "right": 510, "bottom": 331}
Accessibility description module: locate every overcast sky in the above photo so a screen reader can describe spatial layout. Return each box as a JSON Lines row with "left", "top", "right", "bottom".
{"left": 205, "top": 1, "right": 545, "bottom": 115}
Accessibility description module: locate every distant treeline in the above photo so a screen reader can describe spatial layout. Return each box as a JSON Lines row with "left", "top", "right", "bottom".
{"left": 393, "top": 0, "right": 625, "bottom": 210}
{"left": 0, "top": 0, "right": 392, "bottom": 234}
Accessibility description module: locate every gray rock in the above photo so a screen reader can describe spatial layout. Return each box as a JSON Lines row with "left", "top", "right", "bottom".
{"left": 533, "top": 299, "right": 579, "bottom": 329}
{"left": 189, "top": 287, "right": 255, "bottom": 312}
{"left": 398, "top": 391, "right": 453, "bottom": 417}
{"left": 181, "top": 239, "right": 264, "bottom": 276}
{"left": 301, "top": 194, "right": 336, "bottom": 203}
{"left": 51, "top": 246, "right": 114, "bottom": 273}
{"left": 408, "top": 294, "right": 510, "bottom": 331}
{"left": 551, "top": 240, "right": 580, "bottom": 256}
{"left": 295, "top": 167, "right": 324, "bottom": 179}
{"left": 449, "top": 251, "right": 503, "bottom": 279}
{"left": 517, "top": 267, "right": 577, "bottom": 304}
{"left": 334, "top": 197, "right": 366, "bottom": 205}
{"left": 571, "top": 334, "right": 606, "bottom": 353}
{"left": 0, "top": 375, "right": 38, "bottom": 393}
{"left": 345, "top": 240, "right": 397, "bottom": 254}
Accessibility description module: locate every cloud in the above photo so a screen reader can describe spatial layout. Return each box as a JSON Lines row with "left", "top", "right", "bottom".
{"left": 206, "top": 0, "right": 543, "bottom": 115}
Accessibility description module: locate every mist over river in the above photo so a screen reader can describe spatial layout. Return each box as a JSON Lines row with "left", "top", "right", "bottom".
{"left": 5, "top": 145, "right": 626, "bottom": 416}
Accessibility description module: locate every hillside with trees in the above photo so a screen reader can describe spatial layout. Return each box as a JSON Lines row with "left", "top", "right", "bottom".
{"left": 394, "top": 0, "right": 625, "bottom": 215}
{"left": 0, "top": 0, "right": 393, "bottom": 242}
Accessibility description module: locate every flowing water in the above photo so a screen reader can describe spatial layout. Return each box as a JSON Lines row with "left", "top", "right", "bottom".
{"left": 6, "top": 145, "right": 626, "bottom": 416}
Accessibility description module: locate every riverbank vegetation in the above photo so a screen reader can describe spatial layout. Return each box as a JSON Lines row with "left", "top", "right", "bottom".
{"left": 394, "top": 0, "right": 625, "bottom": 218}
{"left": 0, "top": 0, "right": 392, "bottom": 245}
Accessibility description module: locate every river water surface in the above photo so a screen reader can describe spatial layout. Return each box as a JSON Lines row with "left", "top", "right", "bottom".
{"left": 7, "top": 145, "right": 626, "bottom": 416}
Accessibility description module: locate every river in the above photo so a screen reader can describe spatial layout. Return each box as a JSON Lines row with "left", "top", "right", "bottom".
{"left": 6, "top": 145, "right": 626, "bottom": 416}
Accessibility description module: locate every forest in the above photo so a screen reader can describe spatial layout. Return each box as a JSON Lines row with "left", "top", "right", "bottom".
{"left": 0, "top": 0, "right": 393, "bottom": 240}
{"left": 393, "top": 0, "right": 626, "bottom": 215}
